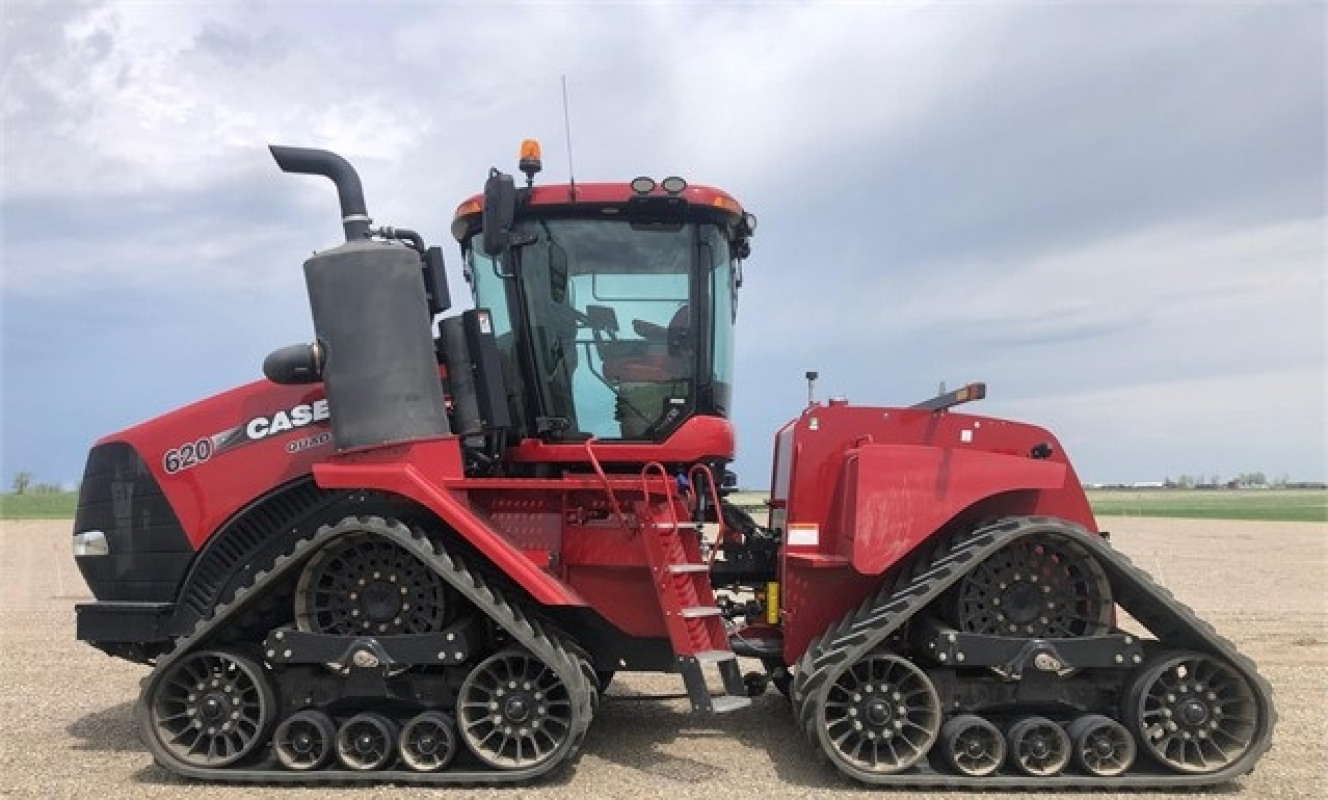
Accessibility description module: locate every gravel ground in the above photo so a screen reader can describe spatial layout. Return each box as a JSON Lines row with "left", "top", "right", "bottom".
{"left": 1, "top": 517, "right": 1323, "bottom": 800}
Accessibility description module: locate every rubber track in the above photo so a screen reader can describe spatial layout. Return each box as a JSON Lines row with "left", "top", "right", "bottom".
{"left": 135, "top": 513, "right": 595, "bottom": 784}
{"left": 790, "top": 515, "right": 1277, "bottom": 788}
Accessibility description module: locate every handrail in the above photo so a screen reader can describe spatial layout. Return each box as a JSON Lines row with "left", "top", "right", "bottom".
{"left": 687, "top": 464, "right": 731, "bottom": 565}
{"left": 640, "top": 461, "right": 682, "bottom": 533}
{"left": 582, "top": 438, "right": 634, "bottom": 534}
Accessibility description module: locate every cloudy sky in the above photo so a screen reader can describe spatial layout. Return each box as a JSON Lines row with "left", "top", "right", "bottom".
{"left": 2, "top": 2, "right": 1324, "bottom": 489}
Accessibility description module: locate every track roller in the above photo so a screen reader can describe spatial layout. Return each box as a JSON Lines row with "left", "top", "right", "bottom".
{"left": 1006, "top": 716, "right": 1071, "bottom": 776}
{"left": 336, "top": 712, "right": 398, "bottom": 770}
{"left": 144, "top": 649, "right": 276, "bottom": 768}
{"left": 1124, "top": 650, "right": 1258, "bottom": 774}
{"left": 1067, "top": 714, "right": 1135, "bottom": 776}
{"left": 940, "top": 715, "right": 1005, "bottom": 777}
{"left": 273, "top": 710, "right": 336, "bottom": 771}
{"left": 398, "top": 711, "right": 458, "bottom": 772}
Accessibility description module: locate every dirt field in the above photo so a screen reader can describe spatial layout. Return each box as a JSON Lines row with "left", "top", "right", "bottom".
{"left": 1, "top": 517, "right": 1323, "bottom": 800}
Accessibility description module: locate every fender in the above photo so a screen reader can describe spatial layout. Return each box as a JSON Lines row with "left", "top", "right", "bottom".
{"left": 313, "top": 438, "right": 588, "bottom": 608}
{"left": 840, "top": 443, "right": 1087, "bottom": 574}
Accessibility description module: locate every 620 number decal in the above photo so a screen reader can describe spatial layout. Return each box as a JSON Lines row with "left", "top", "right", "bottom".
{"left": 163, "top": 438, "right": 213, "bottom": 474}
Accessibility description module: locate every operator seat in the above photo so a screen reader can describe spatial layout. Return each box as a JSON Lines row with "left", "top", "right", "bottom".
{"left": 607, "top": 304, "right": 691, "bottom": 438}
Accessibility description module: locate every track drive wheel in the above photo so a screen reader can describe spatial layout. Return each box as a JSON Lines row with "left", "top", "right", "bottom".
{"left": 1125, "top": 650, "right": 1259, "bottom": 774}
{"left": 145, "top": 649, "right": 276, "bottom": 768}
{"left": 954, "top": 524, "right": 1112, "bottom": 638}
{"left": 295, "top": 526, "right": 453, "bottom": 635}
{"left": 814, "top": 653, "right": 941, "bottom": 775}
{"left": 941, "top": 714, "right": 1005, "bottom": 777}
{"left": 273, "top": 709, "right": 336, "bottom": 771}
{"left": 458, "top": 648, "right": 578, "bottom": 770}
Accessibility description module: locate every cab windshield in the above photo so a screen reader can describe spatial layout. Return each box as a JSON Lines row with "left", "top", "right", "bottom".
{"left": 467, "top": 217, "right": 736, "bottom": 441}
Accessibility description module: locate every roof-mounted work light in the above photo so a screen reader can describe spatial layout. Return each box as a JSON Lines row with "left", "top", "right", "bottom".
{"left": 630, "top": 176, "right": 656, "bottom": 195}
{"left": 660, "top": 176, "right": 687, "bottom": 195}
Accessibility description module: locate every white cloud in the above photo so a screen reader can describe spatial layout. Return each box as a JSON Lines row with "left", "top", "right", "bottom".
{"left": 742, "top": 216, "right": 1324, "bottom": 370}
{"left": 985, "top": 365, "right": 1326, "bottom": 483}
{"left": 2, "top": 1, "right": 1323, "bottom": 485}
{"left": 2, "top": 4, "right": 435, "bottom": 196}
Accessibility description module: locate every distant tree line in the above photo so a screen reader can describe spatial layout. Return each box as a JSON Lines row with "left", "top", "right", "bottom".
{"left": 1163, "top": 472, "right": 1286, "bottom": 489}
{"left": 8, "top": 472, "right": 76, "bottom": 495}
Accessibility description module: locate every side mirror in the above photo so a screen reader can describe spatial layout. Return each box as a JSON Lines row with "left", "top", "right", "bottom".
{"left": 481, "top": 168, "right": 517, "bottom": 257}
{"left": 585, "top": 304, "right": 619, "bottom": 333}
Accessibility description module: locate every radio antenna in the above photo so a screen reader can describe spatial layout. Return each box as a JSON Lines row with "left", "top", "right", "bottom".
{"left": 561, "top": 75, "right": 578, "bottom": 200}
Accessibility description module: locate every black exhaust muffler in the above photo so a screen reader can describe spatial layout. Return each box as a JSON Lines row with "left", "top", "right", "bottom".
{"left": 270, "top": 145, "right": 449, "bottom": 451}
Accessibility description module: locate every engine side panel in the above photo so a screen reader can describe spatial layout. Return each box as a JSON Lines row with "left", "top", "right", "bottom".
{"left": 85, "top": 379, "right": 341, "bottom": 550}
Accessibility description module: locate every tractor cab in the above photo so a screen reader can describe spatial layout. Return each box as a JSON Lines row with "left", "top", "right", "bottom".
{"left": 450, "top": 141, "right": 755, "bottom": 450}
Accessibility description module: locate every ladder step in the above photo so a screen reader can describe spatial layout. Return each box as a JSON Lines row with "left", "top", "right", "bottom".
{"left": 692, "top": 649, "right": 737, "bottom": 665}
{"left": 667, "top": 563, "right": 709, "bottom": 574}
{"left": 708, "top": 695, "right": 753, "bottom": 714}
{"left": 681, "top": 606, "right": 722, "bottom": 619}
{"left": 651, "top": 521, "right": 701, "bottom": 530}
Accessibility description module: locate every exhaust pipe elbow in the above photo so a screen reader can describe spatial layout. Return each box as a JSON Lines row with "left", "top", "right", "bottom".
{"left": 269, "top": 145, "right": 371, "bottom": 242}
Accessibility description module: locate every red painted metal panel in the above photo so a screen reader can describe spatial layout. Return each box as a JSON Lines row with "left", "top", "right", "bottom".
{"left": 772, "top": 399, "right": 1099, "bottom": 663}
{"left": 845, "top": 445, "right": 1067, "bottom": 574}
{"left": 505, "top": 415, "right": 735, "bottom": 465}
{"left": 313, "top": 440, "right": 586, "bottom": 608}
{"left": 100, "top": 379, "right": 340, "bottom": 549}
{"left": 563, "top": 566, "right": 666, "bottom": 637}
{"left": 781, "top": 560, "right": 877, "bottom": 663}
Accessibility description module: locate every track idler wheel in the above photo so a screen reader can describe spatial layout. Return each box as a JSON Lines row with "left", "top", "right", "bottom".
{"left": 1067, "top": 714, "right": 1136, "bottom": 776}
{"left": 336, "top": 712, "right": 398, "bottom": 770}
{"left": 814, "top": 653, "right": 941, "bottom": 775}
{"left": 1124, "top": 650, "right": 1259, "bottom": 773}
{"left": 273, "top": 709, "right": 336, "bottom": 771}
{"left": 458, "top": 648, "right": 578, "bottom": 770}
{"left": 1006, "top": 716, "right": 1071, "bottom": 776}
{"left": 940, "top": 715, "right": 1005, "bottom": 777}
{"left": 398, "top": 711, "right": 458, "bottom": 772}
{"left": 145, "top": 649, "right": 276, "bottom": 768}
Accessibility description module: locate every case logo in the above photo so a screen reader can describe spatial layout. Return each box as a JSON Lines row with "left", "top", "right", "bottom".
{"left": 245, "top": 399, "right": 331, "bottom": 442}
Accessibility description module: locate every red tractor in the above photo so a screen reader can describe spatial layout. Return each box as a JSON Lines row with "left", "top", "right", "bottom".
{"left": 72, "top": 141, "right": 1272, "bottom": 786}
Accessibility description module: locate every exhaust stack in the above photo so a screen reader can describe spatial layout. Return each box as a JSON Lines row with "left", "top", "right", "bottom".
{"left": 268, "top": 143, "right": 450, "bottom": 451}
{"left": 269, "top": 145, "right": 372, "bottom": 242}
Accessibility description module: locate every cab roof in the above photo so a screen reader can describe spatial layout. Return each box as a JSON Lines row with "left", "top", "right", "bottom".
{"left": 451, "top": 182, "right": 745, "bottom": 242}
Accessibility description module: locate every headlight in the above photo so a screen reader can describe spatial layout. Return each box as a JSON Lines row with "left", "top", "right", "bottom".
{"left": 73, "top": 530, "right": 109, "bottom": 557}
